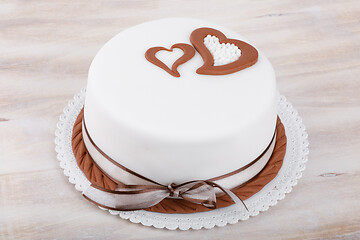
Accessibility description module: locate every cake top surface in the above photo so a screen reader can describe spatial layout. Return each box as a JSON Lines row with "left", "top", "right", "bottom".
{"left": 86, "top": 18, "right": 276, "bottom": 141}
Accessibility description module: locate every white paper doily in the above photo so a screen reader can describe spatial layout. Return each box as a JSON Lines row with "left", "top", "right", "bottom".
{"left": 55, "top": 88, "right": 309, "bottom": 230}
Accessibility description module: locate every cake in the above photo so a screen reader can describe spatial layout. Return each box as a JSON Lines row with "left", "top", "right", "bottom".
{"left": 72, "top": 18, "right": 285, "bottom": 212}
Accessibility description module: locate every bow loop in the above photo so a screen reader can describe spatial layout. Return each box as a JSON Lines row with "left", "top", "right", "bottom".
{"left": 172, "top": 181, "right": 217, "bottom": 208}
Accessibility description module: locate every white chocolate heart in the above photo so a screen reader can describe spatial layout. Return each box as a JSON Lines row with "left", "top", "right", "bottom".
{"left": 203, "top": 35, "right": 241, "bottom": 66}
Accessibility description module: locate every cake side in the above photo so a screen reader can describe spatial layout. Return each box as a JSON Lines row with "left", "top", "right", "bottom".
{"left": 83, "top": 18, "right": 277, "bottom": 184}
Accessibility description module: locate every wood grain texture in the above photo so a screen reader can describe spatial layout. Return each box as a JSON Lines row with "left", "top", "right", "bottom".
{"left": 0, "top": 0, "right": 359, "bottom": 239}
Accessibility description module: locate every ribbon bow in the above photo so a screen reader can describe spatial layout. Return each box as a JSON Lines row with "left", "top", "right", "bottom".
{"left": 83, "top": 180, "right": 247, "bottom": 211}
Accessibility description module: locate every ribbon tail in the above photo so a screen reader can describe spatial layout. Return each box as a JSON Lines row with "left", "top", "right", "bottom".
{"left": 206, "top": 181, "right": 249, "bottom": 212}
{"left": 82, "top": 184, "right": 169, "bottom": 211}
{"left": 221, "top": 187, "right": 249, "bottom": 212}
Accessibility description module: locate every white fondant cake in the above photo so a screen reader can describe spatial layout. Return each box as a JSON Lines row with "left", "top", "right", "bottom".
{"left": 84, "top": 18, "right": 277, "bottom": 186}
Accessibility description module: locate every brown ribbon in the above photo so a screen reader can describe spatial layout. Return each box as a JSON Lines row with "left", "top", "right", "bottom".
{"left": 81, "top": 118, "right": 276, "bottom": 211}
{"left": 83, "top": 180, "right": 248, "bottom": 211}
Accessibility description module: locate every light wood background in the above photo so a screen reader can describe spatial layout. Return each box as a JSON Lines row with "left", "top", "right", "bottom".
{"left": 1, "top": 0, "right": 359, "bottom": 239}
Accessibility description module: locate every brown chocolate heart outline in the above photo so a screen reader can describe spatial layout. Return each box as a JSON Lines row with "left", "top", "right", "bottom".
{"left": 190, "top": 27, "right": 258, "bottom": 75}
{"left": 145, "top": 43, "right": 195, "bottom": 77}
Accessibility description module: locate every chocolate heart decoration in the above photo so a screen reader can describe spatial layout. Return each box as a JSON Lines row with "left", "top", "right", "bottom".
{"left": 190, "top": 28, "right": 258, "bottom": 75}
{"left": 145, "top": 43, "right": 195, "bottom": 77}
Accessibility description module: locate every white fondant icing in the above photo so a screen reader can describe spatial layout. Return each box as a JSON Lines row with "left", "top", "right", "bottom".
{"left": 156, "top": 47, "right": 183, "bottom": 70}
{"left": 82, "top": 119, "right": 276, "bottom": 189}
{"left": 84, "top": 18, "right": 277, "bottom": 185}
{"left": 203, "top": 35, "right": 241, "bottom": 66}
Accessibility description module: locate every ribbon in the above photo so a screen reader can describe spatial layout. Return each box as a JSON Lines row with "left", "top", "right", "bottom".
{"left": 80, "top": 118, "right": 276, "bottom": 211}
{"left": 83, "top": 180, "right": 247, "bottom": 211}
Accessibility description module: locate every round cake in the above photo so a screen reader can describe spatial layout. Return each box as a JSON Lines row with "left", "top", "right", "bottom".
{"left": 78, "top": 18, "right": 279, "bottom": 211}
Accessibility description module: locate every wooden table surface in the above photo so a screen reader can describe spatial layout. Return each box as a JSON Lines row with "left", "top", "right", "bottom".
{"left": 1, "top": 0, "right": 359, "bottom": 239}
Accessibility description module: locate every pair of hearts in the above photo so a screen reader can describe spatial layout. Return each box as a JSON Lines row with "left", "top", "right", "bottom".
{"left": 145, "top": 27, "right": 258, "bottom": 77}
